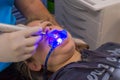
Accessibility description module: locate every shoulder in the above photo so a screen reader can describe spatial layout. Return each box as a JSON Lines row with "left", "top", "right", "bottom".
{"left": 94, "top": 42, "right": 120, "bottom": 56}
{"left": 49, "top": 62, "right": 101, "bottom": 80}
{"left": 81, "top": 42, "right": 120, "bottom": 62}
{"left": 96, "top": 42, "right": 120, "bottom": 52}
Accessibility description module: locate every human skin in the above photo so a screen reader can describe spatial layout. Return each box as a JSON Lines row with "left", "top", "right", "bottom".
{"left": 26, "top": 21, "right": 81, "bottom": 72}
{"left": 15, "top": 0, "right": 59, "bottom": 25}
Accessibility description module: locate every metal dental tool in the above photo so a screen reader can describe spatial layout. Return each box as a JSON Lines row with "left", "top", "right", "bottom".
{"left": 0, "top": 23, "right": 46, "bottom": 35}
{"left": 0, "top": 23, "right": 26, "bottom": 32}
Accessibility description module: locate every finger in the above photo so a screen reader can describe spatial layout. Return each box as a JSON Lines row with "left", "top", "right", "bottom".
{"left": 19, "top": 54, "right": 33, "bottom": 61}
{"left": 19, "top": 27, "right": 43, "bottom": 37}
{"left": 25, "top": 45, "right": 38, "bottom": 54}
{"left": 24, "top": 36, "right": 42, "bottom": 46}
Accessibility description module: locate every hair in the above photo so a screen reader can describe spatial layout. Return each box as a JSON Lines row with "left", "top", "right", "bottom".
{"left": 15, "top": 61, "right": 33, "bottom": 80}
{"left": 15, "top": 60, "right": 53, "bottom": 80}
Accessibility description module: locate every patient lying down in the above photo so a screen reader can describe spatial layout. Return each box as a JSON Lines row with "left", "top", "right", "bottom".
{"left": 3, "top": 20, "right": 120, "bottom": 80}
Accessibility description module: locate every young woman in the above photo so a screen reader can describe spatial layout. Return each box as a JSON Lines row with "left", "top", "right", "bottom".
{"left": 1, "top": 20, "right": 118, "bottom": 80}
{"left": 15, "top": 20, "right": 120, "bottom": 80}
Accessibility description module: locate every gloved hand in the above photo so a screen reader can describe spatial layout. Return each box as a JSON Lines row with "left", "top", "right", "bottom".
{"left": 0, "top": 27, "right": 42, "bottom": 62}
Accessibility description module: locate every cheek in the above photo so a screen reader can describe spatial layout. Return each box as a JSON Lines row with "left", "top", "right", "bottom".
{"left": 35, "top": 41, "right": 51, "bottom": 64}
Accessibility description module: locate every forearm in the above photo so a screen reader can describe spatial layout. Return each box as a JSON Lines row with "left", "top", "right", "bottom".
{"left": 15, "top": 0, "right": 59, "bottom": 25}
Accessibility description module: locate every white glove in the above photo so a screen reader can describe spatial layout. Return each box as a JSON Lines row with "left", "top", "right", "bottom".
{"left": 0, "top": 27, "right": 42, "bottom": 62}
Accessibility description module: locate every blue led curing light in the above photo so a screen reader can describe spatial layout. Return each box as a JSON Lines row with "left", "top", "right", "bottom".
{"left": 46, "top": 29, "right": 67, "bottom": 48}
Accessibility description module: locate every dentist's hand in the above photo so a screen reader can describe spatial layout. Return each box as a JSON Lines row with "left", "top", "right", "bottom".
{"left": 0, "top": 27, "right": 42, "bottom": 62}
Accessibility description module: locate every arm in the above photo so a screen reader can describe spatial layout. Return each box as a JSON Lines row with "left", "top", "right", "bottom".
{"left": 14, "top": 0, "right": 59, "bottom": 25}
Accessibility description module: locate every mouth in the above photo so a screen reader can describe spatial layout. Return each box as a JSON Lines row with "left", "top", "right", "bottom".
{"left": 58, "top": 36, "right": 69, "bottom": 47}
{"left": 46, "top": 29, "right": 68, "bottom": 48}
{"left": 57, "top": 31, "right": 71, "bottom": 49}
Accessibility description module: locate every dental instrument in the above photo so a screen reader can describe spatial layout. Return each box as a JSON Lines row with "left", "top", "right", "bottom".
{"left": 0, "top": 23, "right": 46, "bottom": 35}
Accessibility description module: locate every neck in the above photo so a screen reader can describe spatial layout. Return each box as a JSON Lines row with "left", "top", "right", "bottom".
{"left": 52, "top": 50, "right": 81, "bottom": 72}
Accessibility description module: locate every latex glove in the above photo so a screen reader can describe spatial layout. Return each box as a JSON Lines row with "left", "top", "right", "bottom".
{"left": 0, "top": 27, "right": 42, "bottom": 62}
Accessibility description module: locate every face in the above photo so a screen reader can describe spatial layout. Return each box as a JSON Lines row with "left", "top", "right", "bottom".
{"left": 27, "top": 21, "right": 76, "bottom": 71}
